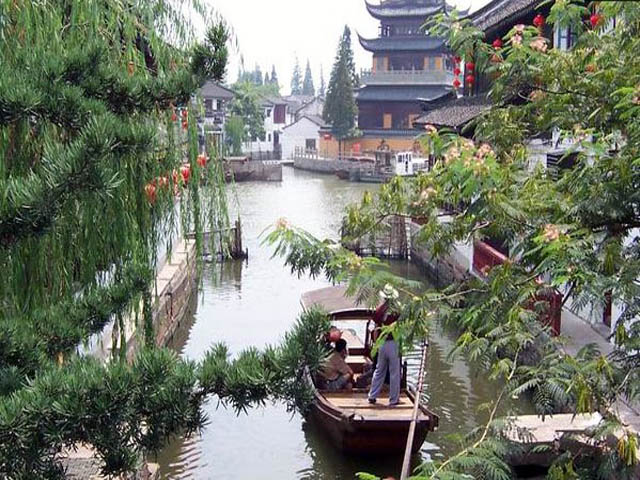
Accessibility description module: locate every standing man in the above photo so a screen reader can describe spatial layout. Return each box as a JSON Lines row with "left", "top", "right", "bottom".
{"left": 368, "top": 285, "right": 401, "bottom": 407}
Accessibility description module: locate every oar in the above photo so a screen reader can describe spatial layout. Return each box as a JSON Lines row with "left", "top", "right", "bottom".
{"left": 400, "top": 340, "right": 429, "bottom": 480}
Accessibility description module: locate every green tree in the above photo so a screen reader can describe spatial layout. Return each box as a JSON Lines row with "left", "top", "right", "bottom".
{"left": 254, "top": 63, "right": 263, "bottom": 86}
{"left": 319, "top": 64, "right": 326, "bottom": 97}
{"left": 302, "top": 59, "right": 315, "bottom": 96}
{"left": 271, "top": 2, "right": 640, "bottom": 478}
{"left": 271, "top": 64, "right": 280, "bottom": 90}
{"left": 323, "top": 26, "right": 359, "bottom": 154}
{"left": 291, "top": 56, "right": 303, "bottom": 95}
{"left": 230, "top": 82, "right": 265, "bottom": 143}
{"left": 225, "top": 115, "right": 246, "bottom": 155}
{"left": 0, "top": 0, "right": 270, "bottom": 477}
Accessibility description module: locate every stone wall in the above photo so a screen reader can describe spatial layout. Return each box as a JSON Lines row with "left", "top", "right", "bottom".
{"left": 294, "top": 156, "right": 360, "bottom": 174}
{"left": 227, "top": 160, "right": 283, "bottom": 182}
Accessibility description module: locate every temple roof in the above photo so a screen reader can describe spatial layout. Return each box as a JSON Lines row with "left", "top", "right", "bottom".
{"left": 365, "top": 0, "right": 453, "bottom": 20}
{"left": 358, "top": 33, "right": 447, "bottom": 52}
{"left": 200, "top": 82, "right": 234, "bottom": 100}
{"left": 357, "top": 85, "right": 451, "bottom": 102}
{"left": 469, "top": 0, "right": 540, "bottom": 35}
{"left": 413, "top": 94, "right": 492, "bottom": 128}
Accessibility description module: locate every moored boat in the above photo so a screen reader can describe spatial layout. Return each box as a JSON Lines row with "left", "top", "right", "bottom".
{"left": 304, "top": 304, "right": 439, "bottom": 455}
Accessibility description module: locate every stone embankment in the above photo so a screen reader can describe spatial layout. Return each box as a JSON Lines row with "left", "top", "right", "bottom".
{"left": 294, "top": 156, "right": 358, "bottom": 175}
{"left": 225, "top": 158, "right": 283, "bottom": 182}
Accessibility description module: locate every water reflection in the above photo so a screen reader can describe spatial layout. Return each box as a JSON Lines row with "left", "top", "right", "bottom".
{"left": 156, "top": 168, "right": 532, "bottom": 479}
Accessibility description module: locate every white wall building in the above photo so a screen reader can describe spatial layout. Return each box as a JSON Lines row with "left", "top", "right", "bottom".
{"left": 281, "top": 115, "right": 325, "bottom": 160}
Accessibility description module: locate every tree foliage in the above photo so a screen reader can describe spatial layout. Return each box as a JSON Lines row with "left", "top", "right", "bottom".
{"left": 230, "top": 82, "right": 266, "bottom": 143}
{"left": 0, "top": 0, "right": 248, "bottom": 477}
{"left": 291, "top": 56, "right": 303, "bottom": 95}
{"left": 270, "top": 2, "right": 640, "bottom": 478}
{"left": 303, "top": 59, "right": 315, "bottom": 96}
{"left": 323, "top": 26, "right": 359, "bottom": 142}
{"left": 0, "top": 307, "right": 331, "bottom": 478}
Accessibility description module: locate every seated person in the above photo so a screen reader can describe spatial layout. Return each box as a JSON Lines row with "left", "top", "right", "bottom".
{"left": 320, "top": 339, "right": 354, "bottom": 392}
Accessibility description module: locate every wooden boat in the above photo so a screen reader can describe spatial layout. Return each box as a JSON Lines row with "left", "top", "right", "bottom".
{"left": 306, "top": 307, "right": 439, "bottom": 455}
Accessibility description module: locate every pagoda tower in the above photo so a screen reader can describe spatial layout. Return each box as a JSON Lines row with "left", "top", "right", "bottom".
{"left": 357, "top": 0, "right": 457, "bottom": 136}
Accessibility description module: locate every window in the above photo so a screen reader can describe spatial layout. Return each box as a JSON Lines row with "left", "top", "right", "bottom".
{"left": 305, "top": 139, "right": 316, "bottom": 151}
{"left": 428, "top": 57, "right": 436, "bottom": 70}
{"left": 266, "top": 108, "right": 272, "bottom": 118}
{"left": 267, "top": 133, "right": 272, "bottom": 142}
{"left": 554, "top": 26, "right": 576, "bottom": 50}
{"left": 205, "top": 99, "right": 213, "bottom": 110}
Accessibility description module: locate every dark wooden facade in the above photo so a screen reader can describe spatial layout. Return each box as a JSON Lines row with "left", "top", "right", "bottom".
{"left": 357, "top": 0, "right": 455, "bottom": 133}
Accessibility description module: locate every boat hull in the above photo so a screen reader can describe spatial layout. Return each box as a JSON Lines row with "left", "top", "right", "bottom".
{"left": 307, "top": 390, "right": 434, "bottom": 455}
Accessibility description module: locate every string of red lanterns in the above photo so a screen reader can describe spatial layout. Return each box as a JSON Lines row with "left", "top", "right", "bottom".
{"left": 145, "top": 155, "right": 209, "bottom": 205}
{"left": 452, "top": 55, "right": 462, "bottom": 91}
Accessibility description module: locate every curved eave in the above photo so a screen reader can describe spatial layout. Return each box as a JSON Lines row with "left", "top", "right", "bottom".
{"left": 364, "top": 1, "right": 459, "bottom": 20}
{"left": 357, "top": 33, "right": 446, "bottom": 53}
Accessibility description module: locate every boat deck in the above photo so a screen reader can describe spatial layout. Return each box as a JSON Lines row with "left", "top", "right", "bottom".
{"left": 321, "top": 392, "right": 427, "bottom": 421}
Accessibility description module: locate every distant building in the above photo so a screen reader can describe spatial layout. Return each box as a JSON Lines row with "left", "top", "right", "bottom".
{"left": 357, "top": 0, "right": 458, "bottom": 131}
{"left": 281, "top": 115, "right": 326, "bottom": 160}
{"left": 319, "top": 0, "right": 461, "bottom": 158}
{"left": 246, "top": 96, "right": 289, "bottom": 159}
{"left": 246, "top": 95, "right": 326, "bottom": 159}
{"left": 198, "top": 82, "right": 235, "bottom": 155}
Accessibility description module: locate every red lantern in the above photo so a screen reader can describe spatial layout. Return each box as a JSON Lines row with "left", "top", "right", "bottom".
{"left": 197, "top": 154, "right": 208, "bottom": 168}
{"left": 171, "top": 112, "right": 177, "bottom": 122}
{"left": 453, "top": 67, "right": 461, "bottom": 76}
{"left": 590, "top": 13, "right": 602, "bottom": 29}
{"left": 144, "top": 183, "right": 157, "bottom": 204}
{"left": 181, "top": 109, "right": 188, "bottom": 118}
{"left": 492, "top": 38, "right": 503, "bottom": 49}
{"left": 181, "top": 165, "right": 191, "bottom": 184}
{"left": 465, "top": 74, "right": 475, "bottom": 85}
{"left": 453, "top": 55, "right": 462, "bottom": 64}
{"left": 323, "top": 133, "right": 332, "bottom": 140}
{"left": 465, "top": 61, "right": 475, "bottom": 72}
{"left": 533, "top": 14, "right": 545, "bottom": 28}
{"left": 182, "top": 120, "right": 188, "bottom": 131}
{"left": 453, "top": 78, "right": 462, "bottom": 89}
{"left": 172, "top": 169, "right": 180, "bottom": 185}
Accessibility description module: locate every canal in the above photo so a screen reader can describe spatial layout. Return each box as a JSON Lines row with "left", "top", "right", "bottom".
{"left": 157, "top": 167, "right": 526, "bottom": 479}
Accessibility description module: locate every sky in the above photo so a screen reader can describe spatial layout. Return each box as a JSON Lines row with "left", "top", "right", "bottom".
{"left": 206, "top": 0, "right": 492, "bottom": 95}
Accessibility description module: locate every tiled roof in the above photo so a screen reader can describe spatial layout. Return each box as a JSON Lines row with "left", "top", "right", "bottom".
{"left": 262, "top": 95, "right": 288, "bottom": 106}
{"left": 199, "top": 82, "right": 235, "bottom": 100}
{"left": 357, "top": 85, "right": 451, "bottom": 102}
{"left": 358, "top": 33, "right": 447, "bottom": 52}
{"left": 413, "top": 94, "right": 492, "bottom": 128}
{"left": 470, "top": 0, "right": 541, "bottom": 34}
{"left": 365, "top": 0, "right": 447, "bottom": 19}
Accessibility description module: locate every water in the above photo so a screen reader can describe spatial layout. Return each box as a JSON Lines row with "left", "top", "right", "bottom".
{"left": 157, "top": 167, "right": 529, "bottom": 479}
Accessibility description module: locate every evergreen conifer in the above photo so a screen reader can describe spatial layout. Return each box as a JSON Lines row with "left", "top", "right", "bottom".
{"left": 319, "top": 65, "right": 326, "bottom": 97}
{"left": 302, "top": 60, "right": 315, "bottom": 96}
{"left": 323, "top": 26, "right": 358, "bottom": 153}
{"left": 290, "top": 57, "right": 303, "bottom": 95}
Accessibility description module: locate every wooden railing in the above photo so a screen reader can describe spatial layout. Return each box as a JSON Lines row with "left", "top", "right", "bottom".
{"left": 473, "top": 240, "right": 508, "bottom": 276}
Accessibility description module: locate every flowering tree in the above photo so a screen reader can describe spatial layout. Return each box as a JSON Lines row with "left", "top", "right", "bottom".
{"left": 267, "top": 2, "right": 640, "bottom": 478}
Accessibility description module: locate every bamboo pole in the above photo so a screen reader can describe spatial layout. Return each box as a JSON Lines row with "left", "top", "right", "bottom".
{"left": 400, "top": 340, "right": 429, "bottom": 480}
